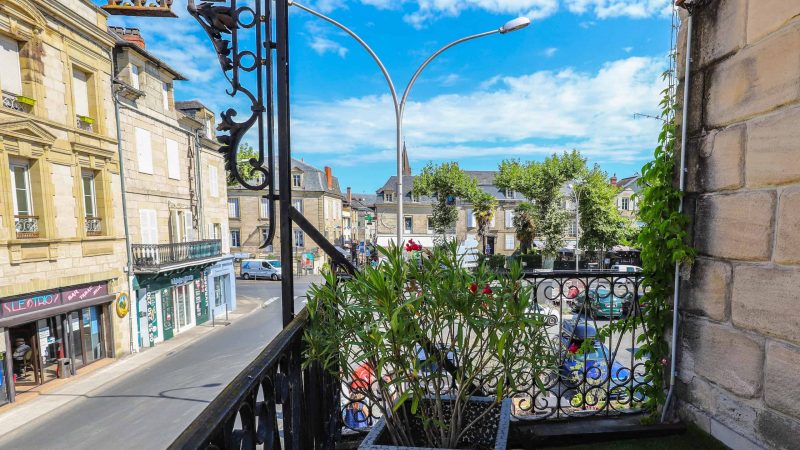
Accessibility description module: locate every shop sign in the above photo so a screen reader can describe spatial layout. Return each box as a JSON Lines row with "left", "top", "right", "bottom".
{"left": 116, "top": 292, "right": 130, "bottom": 318}
{"left": 170, "top": 275, "right": 194, "bottom": 286}
{"left": 2, "top": 293, "right": 61, "bottom": 317}
{"left": 62, "top": 284, "right": 109, "bottom": 304}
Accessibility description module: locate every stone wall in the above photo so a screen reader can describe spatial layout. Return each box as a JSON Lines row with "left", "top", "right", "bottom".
{"left": 677, "top": 2, "right": 800, "bottom": 449}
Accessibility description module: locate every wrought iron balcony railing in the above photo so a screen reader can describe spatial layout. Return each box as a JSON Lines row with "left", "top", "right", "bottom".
{"left": 85, "top": 217, "right": 102, "bottom": 236}
{"left": 173, "top": 270, "right": 650, "bottom": 449}
{"left": 14, "top": 215, "right": 40, "bottom": 239}
{"left": 132, "top": 239, "right": 222, "bottom": 272}
{"left": 2, "top": 91, "right": 33, "bottom": 114}
{"left": 76, "top": 115, "right": 94, "bottom": 133}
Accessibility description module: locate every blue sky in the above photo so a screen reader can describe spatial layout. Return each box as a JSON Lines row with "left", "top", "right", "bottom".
{"left": 101, "top": 0, "right": 675, "bottom": 193}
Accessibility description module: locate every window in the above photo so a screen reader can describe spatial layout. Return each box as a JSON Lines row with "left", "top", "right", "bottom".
{"left": 294, "top": 229, "right": 304, "bottom": 247}
{"left": 139, "top": 209, "right": 158, "bottom": 244}
{"left": 293, "top": 199, "right": 303, "bottom": 214}
{"left": 324, "top": 198, "right": 329, "bottom": 219}
{"left": 208, "top": 223, "right": 221, "bottom": 239}
{"left": 261, "top": 227, "right": 269, "bottom": 245}
{"left": 260, "top": 197, "right": 270, "bottom": 219}
{"left": 214, "top": 275, "right": 228, "bottom": 307}
{"left": 184, "top": 211, "right": 194, "bottom": 241}
{"left": 427, "top": 217, "right": 434, "bottom": 234}
{"left": 130, "top": 65, "right": 140, "bottom": 90}
{"left": 404, "top": 216, "right": 412, "bottom": 234}
{"left": 292, "top": 174, "right": 301, "bottom": 188}
{"left": 505, "top": 189, "right": 516, "bottom": 199}
{"left": 205, "top": 117, "right": 214, "bottom": 139}
{"left": 162, "top": 82, "right": 170, "bottom": 111}
{"left": 505, "top": 234, "right": 515, "bottom": 250}
{"left": 621, "top": 197, "right": 630, "bottom": 211}
{"left": 569, "top": 220, "right": 578, "bottom": 237}
{"left": 384, "top": 192, "right": 394, "bottom": 202}
{"left": 10, "top": 162, "right": 33, "bottom": 216}
{"left": 490, "top": 213, "right": 496, "bottom": 228}
{"left": 209, "top": 165, "right": 219, "bottom": 197}
{"left": 412, "top": 193, "right": 421, "bottom": 202}
{"left": 466, "top": 208, "right": 475, "bottom": 228}
{"left": 135, "top": 127, "right": 153, "bottom": 174}
{"left": 505, "top": 210, "right": 514, "bottom": 228}
{"left": 166, "top": 138, "right": 180, "bottom": 179}
{"left": 0, "top": 34, "right": 23, "bottom": 95}
{"left": 228, "top": 198, "right": 240, "bottom": 218}
{"left": 72, "top": 68, "right": 91, "bottom": 118}
{"left": 230, "top": 229, "right": 241, "bottom": 247}
{"left": 81, "top": 170, "right": 97, "bottom": 218}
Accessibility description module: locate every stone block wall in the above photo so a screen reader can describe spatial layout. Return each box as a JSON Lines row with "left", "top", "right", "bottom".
{"left": 678, "top": 2, "right": 800, "bottom": 449}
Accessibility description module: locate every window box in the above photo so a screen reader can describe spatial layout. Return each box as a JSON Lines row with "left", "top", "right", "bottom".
{"left": 16, "top": 95, "right": 35, "bottom": 106}
{"left": 78, "top": 115, "right": 95, "bottom": 125}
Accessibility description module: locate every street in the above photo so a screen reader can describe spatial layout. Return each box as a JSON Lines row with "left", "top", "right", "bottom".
{"left": 0, "top": 276, "right": 321, "bottom": 450}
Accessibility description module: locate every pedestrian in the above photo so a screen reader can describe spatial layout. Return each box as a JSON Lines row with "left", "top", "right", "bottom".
{"left": 12, "top": 338, "right": 31, "bottom": 377}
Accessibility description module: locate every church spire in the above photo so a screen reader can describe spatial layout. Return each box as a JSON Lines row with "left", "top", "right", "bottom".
{"left": 402, "top": 142, "right": 411, "bottom": 176}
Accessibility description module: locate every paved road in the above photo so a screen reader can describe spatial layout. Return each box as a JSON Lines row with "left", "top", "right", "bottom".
{"left": 0, "top": 276, "right": 322, "bottom": 450}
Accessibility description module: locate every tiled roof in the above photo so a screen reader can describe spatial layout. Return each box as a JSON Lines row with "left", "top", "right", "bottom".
{"left": 175, "top": 100, "right": 206, "bottom": 111}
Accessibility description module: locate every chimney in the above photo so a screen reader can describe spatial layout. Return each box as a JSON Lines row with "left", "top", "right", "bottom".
{"left": 118, "top": 27, "right": 146, "bottom": 49}
{"left": 610, "top": 174, "right": 617, "bottom": 186}
{"left": 324, "top": 166, "right": 333, "bottom": 190}
{"left": 347, "top": 187, "right": 352, "bottom": 203}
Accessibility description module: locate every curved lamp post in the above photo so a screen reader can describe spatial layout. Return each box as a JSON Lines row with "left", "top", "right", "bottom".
{"left": 289, "top": 0, "right": 529, "bottom": 245}
{"left": 568, "top": 183, "right": 581, "bottom": 271}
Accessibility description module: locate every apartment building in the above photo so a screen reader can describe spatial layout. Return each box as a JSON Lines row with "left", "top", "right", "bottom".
{"left": 374, "top": 176, "right": 439, "bottom": 248}
{"left": 111, "top": 28, "right": 234, "bottom": 350}
{"left": 613, "top": 174, "right": 641, "bottom": 221}
{"left": 0, "top": 0, "right": 129, "bottom": 404}
{"left": 227, "top": 159, "right": 343, "bottom": 273}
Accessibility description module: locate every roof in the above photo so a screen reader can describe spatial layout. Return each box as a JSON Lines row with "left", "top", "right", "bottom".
{"left": 617, "top": 175, "right": 641, "bottom": 191}
{"left": 111, "top": 29, "right": 187, "bottom": 81}
{"left": 175, "top": 100, "right": 207, "bottom": 111}
{"left": 227, "top": 158, "right": 343, "bottom": 196}
{"left": 465, "top": 170, "right": 525, "bottom": 201}
{"left": 376, "top": 176, "right": 434, "bottom": 204}
{"left": 350, "top": 193, "right": 377, "bottom": 209}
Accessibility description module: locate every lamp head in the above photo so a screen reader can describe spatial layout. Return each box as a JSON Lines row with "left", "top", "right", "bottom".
{"left": 500, "top": 17, "right": 531, "bottom": 34}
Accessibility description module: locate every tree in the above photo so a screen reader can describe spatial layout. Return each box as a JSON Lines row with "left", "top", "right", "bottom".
{"left": 227, "top": 143, "right": 259, "bottom": 186}
{"left": 470, "top": 190, "right": 498, "bottom": 255}
{"left": 414, "top": 162, "right": 478, "bottom": 241}
{"left": 513, "top": 202, "right": 536, "bottom": 254}
{"left": 574, "top": 166, "right": 627, "bottom": 263}
{"left": 495, "top": 150, "right": 586, "bottom": 258}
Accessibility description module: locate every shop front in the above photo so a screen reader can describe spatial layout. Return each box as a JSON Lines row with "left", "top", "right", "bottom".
{"left": 0, "top": 283, "right": 115, "bottom": 403}
{"left": 207, "top": 255, "right": 236, "bottom": 319}
{"left": 135, "top": 268, "right": 209, "bottom": 349}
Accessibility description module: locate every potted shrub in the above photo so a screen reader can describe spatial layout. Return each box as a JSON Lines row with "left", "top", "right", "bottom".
{"left": 305, "top": 242, "right": 555, "bottom": 449}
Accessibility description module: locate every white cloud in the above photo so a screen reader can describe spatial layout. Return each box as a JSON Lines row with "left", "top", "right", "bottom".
{"left": 542, "top": 47, "right": 558, "bottom": 57}
{"left": 291, "top": 56, "right": 667, "bottom": 167}
{"left": 623, "top": 46, "right": 634, "bottom": 53}
{"left": 403, "top": 0, "right": 559, "bottom": 29}
{"left": 565, "top": 0, "right": 672, "bottom": 19}
{"left": 309, "top": 36, "right": 349, "bottom": 57}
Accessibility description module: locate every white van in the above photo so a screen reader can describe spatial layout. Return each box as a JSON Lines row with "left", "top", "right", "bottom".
{"left": 240, "top": 259, "right": 282, "bottom": 280}
{"left": 611, "top": 264, "right": 642, "bottom": 273}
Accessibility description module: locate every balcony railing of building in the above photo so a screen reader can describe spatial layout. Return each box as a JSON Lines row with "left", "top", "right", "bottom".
{"left": 85, "top": 217, "right": 102, "bottom": 236}
{"left": 172, "top": 270, "right": 658, "bottom": 449}
{"left": 14, "top": 215, "right": 39, "bottom": 239}
{"left": 132, "top": 239, "right": 222, "bottom": 272}
{"left": 2, "top": 91, "right": 34, "bottom": 114}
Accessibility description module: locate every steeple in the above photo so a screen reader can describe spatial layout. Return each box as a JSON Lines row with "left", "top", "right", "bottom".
{"left": 402, "top": 142, "right": 411, "bottom": 176}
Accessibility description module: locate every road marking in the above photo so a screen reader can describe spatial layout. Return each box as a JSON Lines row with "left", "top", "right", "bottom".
{"left": 262, "top": 297, "right": 279, "bottom": 308}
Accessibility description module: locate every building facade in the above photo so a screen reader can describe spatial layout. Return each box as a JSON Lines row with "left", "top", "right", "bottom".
{"left": 111, "top": 28, "right": 234, "bottom": 351}
{"left": 228, "top": 159, "right": 343, "bottom": 273}
{"left": 374, "top": 175, "right": 439, "bottom": 248}
{"left": 613, "top": 174, "right": 641, "bottom": 221}
{"left": 0, "top": 0, "right": 129, "bottom": 405}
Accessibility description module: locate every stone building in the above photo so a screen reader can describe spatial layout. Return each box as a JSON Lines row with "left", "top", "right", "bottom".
{"left": 613, "top": 174, "right": 641, "bottom": 221}
{"left": 227, "top": 159, "right": 343, "bottom": 273}
{"left": 0, "top": 0, "right": 129, "bottom": 405}
{"left": 110, "top": 28, "right": 235, "bottom": 351}
{"left": 676, "top": 2, "right": 800, "bottom": 449}
{"left": 456, "top": 171, "right": 525, "bottom": 256}
{"left": 374, "top": 175, "right": 438, "bottom": 248}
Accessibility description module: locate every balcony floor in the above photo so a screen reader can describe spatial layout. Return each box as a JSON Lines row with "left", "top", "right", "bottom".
{"left": 536, "top": 424, "right": 727, "bottom": 449}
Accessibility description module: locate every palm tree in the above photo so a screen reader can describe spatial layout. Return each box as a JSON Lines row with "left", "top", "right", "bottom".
{"left": 471, "top": 190, "right": 498, "bottom": 255}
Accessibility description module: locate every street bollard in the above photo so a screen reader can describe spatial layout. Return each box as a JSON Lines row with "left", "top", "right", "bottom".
{"left": 212, "top": 309, "right": 215, "bottom": 328}
{"left": 225, "top": 302, "right": 229, "bottom": 321}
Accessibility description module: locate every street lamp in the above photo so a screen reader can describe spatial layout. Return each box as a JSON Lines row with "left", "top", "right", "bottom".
{"left": 289, "top": 0, "right": 530, "bottom": 245}
{"left": 568, "top": 183, "right": 581, "bottom": 271}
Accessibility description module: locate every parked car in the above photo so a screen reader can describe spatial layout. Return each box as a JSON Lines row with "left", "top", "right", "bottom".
{"left": 611, "top": 264, "right": 642, "bottom": 273}
{"left": 568, "top": 286, "right": 632, "bottom": 318}
{"left": 240, "top": 259, "right": 282, "bottom": 280}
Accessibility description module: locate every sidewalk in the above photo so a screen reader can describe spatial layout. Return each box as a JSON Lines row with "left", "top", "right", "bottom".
{"left": 0, "top": 295, "right": 273, "bottom": 436}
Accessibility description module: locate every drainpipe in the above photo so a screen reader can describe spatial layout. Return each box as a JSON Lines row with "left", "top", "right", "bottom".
{"left": 662, "top": 6, "right": 693, "bottom": 423}
{"left": 109, "top": 48, "right": 138, "bottom": 354}
{"left": 194, "top": 129, "right": 204, "bottom": 238}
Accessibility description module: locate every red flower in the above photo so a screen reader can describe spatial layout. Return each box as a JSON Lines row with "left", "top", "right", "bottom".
{"left": 568, "top": 343, "right": 579, "bottom": 354}
{"left": 481, "top": 284, "right": 493, "bottom": 295}
{"left": 469, "top": 283, "right": 478, "bottom": 294}
{"left": 404, "top": 239, "right": 422, "bottom": 252}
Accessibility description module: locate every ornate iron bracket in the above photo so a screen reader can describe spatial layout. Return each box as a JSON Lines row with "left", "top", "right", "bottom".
{"left": 188, "top": 0, "right": 276, "bottom": 248}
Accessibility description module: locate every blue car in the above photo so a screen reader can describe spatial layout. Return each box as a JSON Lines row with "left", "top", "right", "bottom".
{"left": 558, "top": 317, "right": 636, "bottom": 399}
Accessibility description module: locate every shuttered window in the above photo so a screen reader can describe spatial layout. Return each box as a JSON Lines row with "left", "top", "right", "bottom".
{"left": 131, "top": 65, "right": 140, "bottom": 90}
{"left": 505, "top": 210, "right": 514, "bottom": 228}
{"left": 0, "top": 35, "right": 23, "bottom": 95}
{"left": 184, "top": 211, "right": 194, "bottom": 241}
{"left": 466, "top": 209, "right": 474, "bottom": 228}
{"left": 139, "top": 209, "right": 158, "bottom": 244}
{"left": 505, "top": 234, "right": 515, "bottom": 250}
{"left": 135, "top": 128, "right": 153, "bottom": 174}
{"left": 209, "top": 165, "right": 219, "bottom": 197}
{"left": 166, "top": 138, "right": 180, "bottom": 179}
{"left": 162, "top": 82, "right": 170, "bottom": 111}
{"left": 72, "top": 69, "right": 90, "bottom": 117}
{"left": 260, "top": 197, "right": 269, "bottom": 219}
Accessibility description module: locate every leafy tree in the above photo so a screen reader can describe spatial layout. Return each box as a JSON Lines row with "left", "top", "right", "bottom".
{"left": 496, "top": 150, "right": 586, "bottom": 258}
{"left": 470, "top": 190, "right": 498, "bottom": 254}
{"left": 513, "top": 202, "right": 537, "bottom": 254}
{"left": 227, "top": 143, "right": 259, "bottom": 186}
{"left": 574, "top": 166, "right": 628, "bottom": 259}
{"left": 414, "top": 162, "right": 478, "bottom": 240}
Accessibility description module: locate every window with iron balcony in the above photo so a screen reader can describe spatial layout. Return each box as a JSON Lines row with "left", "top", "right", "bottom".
{"left": 72, "top": 66, "right": 98, "bottom": 133}
{"left": 1, "top": 34, "right": 35, "bottom": 115}
{"left": 82, "top": 170, "right": 103, "bottom": 237}
{"left": 9, "top": 159, "right": 40, "bottom": 239}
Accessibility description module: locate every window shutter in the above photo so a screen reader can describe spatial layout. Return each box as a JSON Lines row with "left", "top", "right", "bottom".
{"left": 466, "top": 209, "right": 474, "bottom": 228}
{"left": 162, "top": 82, "right": 170, "bottom": 111}
{"left": 166, "top": 139, "right": 180, "bottom": 179}
{"left": 505, "top": 210, "right": 514, "bottom": 228}
{"left": 170, "top": 210, "right": 181, "bottom": 243}
{"left": 260, "top": 197, "right": 269, "bottom": 218}
{"left": 209, "top": 165, "right": 219, "bottom": 197}
{"left": 0, "top": 35, "right": 23, "bottom": 95}
{"left": 131, "top": 65, "right": 140, "bottom": 90}
{"left": 184, "top": 211, "right": 194, "bottom": 241}
{"left": 136, "top": 128, "right": 153, "bottom": 174}
{"left": 72, "top": 69, "right": 90, "bottom": 117}
{"left": 490, "top": 212, "right": 495, "bottom": 228}
{"left": 140, "top": 209, "right": 158, "bottom": 244}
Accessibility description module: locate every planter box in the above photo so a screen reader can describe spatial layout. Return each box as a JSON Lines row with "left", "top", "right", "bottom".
{"left": 78, "top": 115, "right": 95, "bottom": 125}
{"left": 16, "top": 95, "right": 35, "bottom": 106}
{"left": 359, "top": 397, "right": 511, "bottom": 450}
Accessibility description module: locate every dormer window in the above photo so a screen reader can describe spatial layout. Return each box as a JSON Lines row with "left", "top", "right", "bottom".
{"left": 384, "top": 192, "right": 394, "bottom": 202}
{"left": 505, "top": 189, "right": 516, "bottom": 199}
{"left": 292, "top": 174, "right": 302, "bottom": 188}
